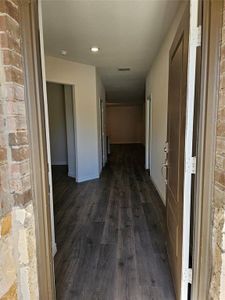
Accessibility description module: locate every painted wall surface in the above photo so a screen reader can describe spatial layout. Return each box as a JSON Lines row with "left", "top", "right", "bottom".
{"left": 96, "top": 73, "right": 107, "bottom": 172}
{"left": 45, "top": 56, "right": 100, "bottom": 182}
{"left": 106, "top": 104, "right": 145, "bottom": 144}
{"left": 64, "top": 85, "right": 76, "bottom": 178}
{"left": 47, "top": 82, "right": 68, "bottom": 165}
{"left": 145, "top": 3, "right": 186, "bottom": 204}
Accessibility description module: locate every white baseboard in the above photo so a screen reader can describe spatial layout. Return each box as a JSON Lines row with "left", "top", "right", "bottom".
{"left": 76, "top": 173, "right": 99, "bottom": 183}
{"left": 52, "top": 242, "right": 57, "bottom": 256}
{"left": 68, "top": 171, "right": 76, "bottom": 178}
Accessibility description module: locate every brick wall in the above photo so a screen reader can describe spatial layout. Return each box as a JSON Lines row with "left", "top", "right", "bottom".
{"left": 209, "top": 2, "right": 225, "bottom": 300}
{"left": 0, "top": 0, "right": 39, "bottom": 299}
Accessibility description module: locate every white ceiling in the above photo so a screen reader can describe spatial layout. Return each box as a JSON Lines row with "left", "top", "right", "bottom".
{"left": 42, "top": 0, "right": 181, "bottom": 103}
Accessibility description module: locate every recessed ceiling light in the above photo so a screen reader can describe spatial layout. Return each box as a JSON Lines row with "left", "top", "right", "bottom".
{"left": 60, "top": 50, "right": 67, "bottom": 56}
{"left": 91, "top": 47, "right": 99, "bottom": 53}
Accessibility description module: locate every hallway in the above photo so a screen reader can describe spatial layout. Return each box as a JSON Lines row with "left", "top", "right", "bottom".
{"left": 53, "top": 144, "right": 175, "bottom": 300}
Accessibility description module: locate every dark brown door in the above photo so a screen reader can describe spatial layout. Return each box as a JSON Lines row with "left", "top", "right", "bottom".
{"left": 166, "top": 6, "right": 189, "bottom": 299}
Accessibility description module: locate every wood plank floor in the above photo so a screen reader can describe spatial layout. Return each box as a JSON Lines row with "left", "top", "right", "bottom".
{"left": 53, "top": 144, "right": 175, "bottom": 300}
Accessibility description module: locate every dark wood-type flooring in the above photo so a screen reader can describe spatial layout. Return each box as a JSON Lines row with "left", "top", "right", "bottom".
{"left": 53, "top": 144, "right": 175, "bottom": 300}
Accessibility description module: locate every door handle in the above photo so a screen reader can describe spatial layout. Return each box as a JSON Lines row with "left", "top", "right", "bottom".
{"left": 164, "top": 142, "right": 169, "bottom": 153}
{"left": 161, "top": 159, "right": 168, "bottom": 185}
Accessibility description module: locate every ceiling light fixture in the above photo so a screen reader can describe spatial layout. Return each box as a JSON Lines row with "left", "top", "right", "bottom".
{"left": 91, "top": 47, "right": 99, "bottom": 53}
{"left": 60, "top": 50, "right": 67, "bottom": 56}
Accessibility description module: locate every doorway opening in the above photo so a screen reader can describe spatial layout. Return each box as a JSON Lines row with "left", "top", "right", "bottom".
{"left": 46, "top": 81, "right": 77, "bottom": 258}
{"left": 47, "top": 82, "right": 76, "bottom": 180}
{"left": 30, "top": 0, "right": 223, "bottom": 298}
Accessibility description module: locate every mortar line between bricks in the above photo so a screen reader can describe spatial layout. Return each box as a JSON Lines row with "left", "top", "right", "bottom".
{"left": 0, "top": 13, "right": 19, "bottom": 26}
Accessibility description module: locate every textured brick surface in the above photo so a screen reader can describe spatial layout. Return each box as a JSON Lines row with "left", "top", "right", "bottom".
{"left": 0, "top": 0, "right": 29, "bottom": 215}
{"left": 0, "top": 1, "right": 39, "bottom": 299}
{"left": 8, "top": 132, "right": 28, "bottom": 146}
{"left": 0, "top": 0, "right": 19, "bottom": 23}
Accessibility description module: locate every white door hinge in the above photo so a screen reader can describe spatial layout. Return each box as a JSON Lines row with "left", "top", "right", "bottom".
{"left": 184, "top": 268, "right": 192, "bottom": 284}
{"left": 188, "top": 268, "right": 192, "bottom": 284}
{"left": 186, "top": 156, "right": 196, "bottom": 174}
{"left": 191, "top": 156, "right": 196, "bottom": 174}
{"left": 192, "top": 25, "right": 202, "bottom": 47}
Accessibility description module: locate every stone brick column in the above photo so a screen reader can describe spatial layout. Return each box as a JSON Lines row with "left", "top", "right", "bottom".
{"left": 0, "top": 0, "right": 39, "bottom": 299}
{"left": 210, "top": 2, "right": 225, "bottom": 300}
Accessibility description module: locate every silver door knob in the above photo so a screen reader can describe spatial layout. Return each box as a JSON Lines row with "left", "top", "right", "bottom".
{"left": 161, "top": 159, "right": 168, "bottom": 184}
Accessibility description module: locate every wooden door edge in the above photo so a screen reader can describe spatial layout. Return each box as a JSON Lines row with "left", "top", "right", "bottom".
{"left": 191, "top": 0, "right": 223, "bottom": 299}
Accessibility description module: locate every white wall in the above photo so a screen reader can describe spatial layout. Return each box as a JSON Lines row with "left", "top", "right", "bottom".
{"left": 96, "top": 73, "right": 107, "bottom": 172}
{"left": 47, "top": 82, "right": 68, "bottom": 165}
{"left": 145, "top": 3, "right": 186, "bottom": 204}
{"left": 45, "top": 56, "right": 100, "bottom": 182}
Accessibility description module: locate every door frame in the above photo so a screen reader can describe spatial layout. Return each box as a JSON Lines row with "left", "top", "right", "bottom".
{"left": 191, "top": 1, "right": 223, "bottom": 299}
{"left": 21, "top": 0, "right": 56, "bottom": 299}
{"left": 99, "top": 98, "right": 105, "bottom": 168}
{"left": 166, "top": 0, "right": 223, "bottom": 298}
{"left": 180, "top": 1, "right": 199, "bottom": 298}
{"left": 148, "top": 96, "right": 152, "bottom": 172}
{"left": 64, "top": 84, "right": 77, "bottom": 178}
{"left": 21, "top": 0, "right": 223, "bottom": 299}
{"left": 45, "top": 81, "right": 77, "bottom": 178}
{"left": 38, "top": 2, "right": 57, "bottom": 256}
{"left": 145, "top": 95, "right": 152, "bottom": 170}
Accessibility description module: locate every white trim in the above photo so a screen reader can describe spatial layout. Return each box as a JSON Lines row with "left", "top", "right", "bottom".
{"left": 181, "top": 1, "right": 199, "bottom": 299}
{"left": 145, "top": 95, "right": 152, "bottom": 171}
{"left": 72, "top": 85, "right": 79, "bottom": 182}
{"left": 145, "top": 98, "right": 149, "bottom": 170}
{"left": 38, "top": 1, "right": 57, "bottom": 257}
{"left": 64, "top": 85, "right": 77, "bottom": 181}
{"left": 145, "top": 98, "right": 150, "bottom": 169}
{"left": 149, "top": 95, "right": 152, "bottom": 172}
{"left": 68, "top": 172, "right": 76, "bottom": 178}
{"left": 76, "top": 173, "right": 99, "bottom": 183}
